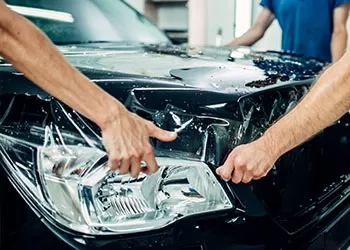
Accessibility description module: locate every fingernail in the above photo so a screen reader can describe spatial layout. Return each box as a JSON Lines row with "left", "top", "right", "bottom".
{"left": 222, "top": 177, "right": 230, "bottom": 182}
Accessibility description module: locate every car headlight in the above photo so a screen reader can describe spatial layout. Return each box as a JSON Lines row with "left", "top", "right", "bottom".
{"left": 0, "top": 124, "right": 233, "bottom": 236}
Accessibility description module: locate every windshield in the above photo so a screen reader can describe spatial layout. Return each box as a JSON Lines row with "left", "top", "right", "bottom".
{"left": 5, "top": 0, "right": 170, "bottom": 45}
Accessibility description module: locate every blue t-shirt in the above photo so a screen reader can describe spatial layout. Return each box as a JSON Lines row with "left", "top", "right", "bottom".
{"left": 260, "top": 0, "right": 350, "bottom": 62}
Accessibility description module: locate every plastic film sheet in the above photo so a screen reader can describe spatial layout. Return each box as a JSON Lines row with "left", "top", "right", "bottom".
{"left": 0, "top": 94, "right": 235, "bottom": 235}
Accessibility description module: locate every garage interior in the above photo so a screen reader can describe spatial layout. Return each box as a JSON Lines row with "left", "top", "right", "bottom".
{"left": 125, "top": 0, "right": 350, "bottom": 50}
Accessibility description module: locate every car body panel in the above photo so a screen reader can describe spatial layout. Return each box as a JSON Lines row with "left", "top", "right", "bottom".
{"left": 1, "top": 44, "right": 349, "bottom": 248}
{"left": 0, "top": 0, "right": 348, "bottom": 249}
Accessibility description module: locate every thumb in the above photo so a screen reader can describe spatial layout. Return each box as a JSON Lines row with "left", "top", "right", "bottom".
{"left": 147, "top": 122, "right": 177, "bottom": 142}
{"left": 216, "top": 166, "right": 222, "bottom": 175}
{"left": 218, "top": 155, "right": 235, "bottom": 182}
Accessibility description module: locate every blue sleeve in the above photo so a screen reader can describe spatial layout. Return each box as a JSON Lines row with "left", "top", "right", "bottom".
{"left": 260, "top": 0, "right": 274, "bottom": 13}
{"left": 334, "top": 0, "right": 350, "bottom": 8}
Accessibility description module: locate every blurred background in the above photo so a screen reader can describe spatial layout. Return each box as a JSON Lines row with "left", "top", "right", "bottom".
{"left": 125, "top": 0, "right": 350, "bottom": 50}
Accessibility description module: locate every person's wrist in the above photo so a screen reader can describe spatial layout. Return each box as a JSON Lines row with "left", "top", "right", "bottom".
{"left": 96, "top": 99, "right": 126, "bottom": 130}
{"left": 256, "top": 132, "right": 282, "bottom": 162}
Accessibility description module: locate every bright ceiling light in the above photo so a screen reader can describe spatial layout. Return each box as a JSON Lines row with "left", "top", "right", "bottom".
{"left": 7, "top": 5, "right": 74, "bottom": 23}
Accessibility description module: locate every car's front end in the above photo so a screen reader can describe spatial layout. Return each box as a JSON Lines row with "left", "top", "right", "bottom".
{"left": 1, "top": 44, "right": 349, "bottom": 249}
{"left": 0, "top": 0, "right": 349, "bottom": 249}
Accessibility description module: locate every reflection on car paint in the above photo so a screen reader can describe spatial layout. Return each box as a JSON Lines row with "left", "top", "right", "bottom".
{"left": 1, "top": 44, "right": 349, "bottom": 249}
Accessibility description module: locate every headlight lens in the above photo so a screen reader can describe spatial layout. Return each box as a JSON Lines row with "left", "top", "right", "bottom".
{"left": 0, "top": 125, "right": 233, "bottom": 235}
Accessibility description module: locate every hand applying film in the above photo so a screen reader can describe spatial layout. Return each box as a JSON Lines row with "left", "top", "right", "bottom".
{"left": 216, "top": 138, "right": 278, "bottom": 184}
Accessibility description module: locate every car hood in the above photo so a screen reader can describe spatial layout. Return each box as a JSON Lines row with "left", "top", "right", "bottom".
{"left": 60, "top": 44, "right": 323, "bottom": 92}
{"left": 62, "top": 45, "right": 263, "bottom": 91}
{"left": 0, "top": 44, "right": 324, "bottom": 98}
{"left": 1, "top": 44, "right": 336, "bottom": 237}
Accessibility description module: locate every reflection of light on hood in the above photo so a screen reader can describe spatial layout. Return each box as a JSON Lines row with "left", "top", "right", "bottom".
{"left": 174, "top": 118, "right": 193, "bottom": 133}
{"left": 205, "top": 103, "right": 227, "bottom": 109}
{"left": 8, "top": 5, "right": 74, "bottom": 23}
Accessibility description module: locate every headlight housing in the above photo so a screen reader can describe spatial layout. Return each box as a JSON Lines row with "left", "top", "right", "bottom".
{"left": 0, "top": 107, "right": 233, "bottom": 236}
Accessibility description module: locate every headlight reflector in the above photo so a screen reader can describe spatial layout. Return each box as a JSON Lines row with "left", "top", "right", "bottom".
{"left": 1, "top": 128, "right": 232, "bottom": 235}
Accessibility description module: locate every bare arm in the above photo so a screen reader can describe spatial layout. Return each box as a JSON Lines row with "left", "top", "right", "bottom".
{"left": 226, "top": 7, "right": 275, "bottom": 47}
{"left": 0, "top": 2, "right": 176, "bottom": 176}
{"left": 331, "top": 3, "right": 350, "bottom": 62}
{"left": 263, "top": 52, "right": 350, "bottom": 158}
{"left": 217, "top": 51, "right": 350, "bottom": 183}
{"left": 0, "top": 3, "right": 117, "bottom": 127}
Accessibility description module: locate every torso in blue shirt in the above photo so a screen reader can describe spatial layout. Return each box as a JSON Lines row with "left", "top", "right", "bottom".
{"left": 260, "top": 0, "right": 349, "bottom": 62}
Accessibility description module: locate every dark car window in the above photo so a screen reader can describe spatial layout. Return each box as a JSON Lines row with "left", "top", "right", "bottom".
{"left": 5, "top": 0, "right": 170, "bottom": 45}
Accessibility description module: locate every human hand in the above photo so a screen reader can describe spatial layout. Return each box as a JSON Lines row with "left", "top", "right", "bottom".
{"left": 101, "top": 106, "right": 177, "bottom": 177}
{"left": 216, "top": 139, "right": 278, "bottom": 184}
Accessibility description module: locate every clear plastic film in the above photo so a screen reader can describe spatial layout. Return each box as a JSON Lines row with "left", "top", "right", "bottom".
{"left": 123, "top": 85, "right": 309, "bottom": 165}
{"left": 0, "top": 94, "right": 233, "bottom": 235}
{"left": 0, "top": 83, "right": 309, "bottom": 235}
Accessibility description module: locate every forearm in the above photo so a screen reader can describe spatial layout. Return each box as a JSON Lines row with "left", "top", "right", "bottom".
{"left": 226, "top": 26, "right": 263, "bottom": 46}
{"left": 0, "top": 5, "right": 123, "bottom": 127}
{"left": 331, "top": 30, "right": 348, "bottom": 62}
{"left": 259, "top": 52, "right": 350, "bottom": 158}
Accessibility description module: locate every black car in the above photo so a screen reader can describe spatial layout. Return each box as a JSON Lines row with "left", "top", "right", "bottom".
{"left": 0, "top": 1, "right": 349, "bottom": 250}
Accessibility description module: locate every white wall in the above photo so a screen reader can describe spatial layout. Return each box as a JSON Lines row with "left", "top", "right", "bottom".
{"left": 188, "top": 0, "right": 207, "bottom": 45}
{"left": 188, "top": 0, "right": 235, "bottom": 46}
{"left": 235, "top": 0, "right": 253, "bottom": 37}
{"left": 251, "top": 0, "right": 281, "bottom": 51}
{"left": 125, "top": 0, "right": 188, "bottom": 31}
{"left": 205, "top": 0, "right": 235, "bottom": 46}
{"left": 158, "top": 4, "right": 188, "bottom": 30}
{"left": 126, "top": 0, "right": 235, "bottom": 46}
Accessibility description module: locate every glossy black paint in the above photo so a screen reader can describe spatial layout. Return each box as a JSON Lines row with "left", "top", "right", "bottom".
{"left": 0, "top": 45, "right": 349, "bottom": 250}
